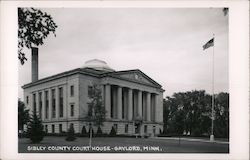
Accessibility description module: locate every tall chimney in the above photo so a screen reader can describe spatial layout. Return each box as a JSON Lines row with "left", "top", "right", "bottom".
{"left": 31, "top": 47, "right": 38, "bottom": 82}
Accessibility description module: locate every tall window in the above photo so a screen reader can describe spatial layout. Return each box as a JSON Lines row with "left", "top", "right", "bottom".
{"left": 70, "top": 85, "right": 74, "bottom": 97}
{"left": 45, "top": 91, "right": 49, "bottom": 119}
{"left": 70, "top": 104, "right": 74, "bottom": 117}
{"left": 59, "top": 124, "right": 62, "bottom": 133}
{"left": 33, "top": 93, "right": 36, "bottom": 113}
{"left": 52, "top": 89, "right": 56, "bottom": 118}
{"left": 59, "top": 87, "right": 63, "bottom": 117}
{"left": 39, "top": 92, "right": 42, "bottom": 118}
{"left": 26, "top": 96, "right": 29, "bottom": 104}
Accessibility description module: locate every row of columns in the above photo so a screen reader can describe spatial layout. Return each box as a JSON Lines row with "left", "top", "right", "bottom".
{"left": 30, "top": 86, "right": 66, "bottom": 121}
{"left": 104, "top": 84, "right": 157, "bottom": 122}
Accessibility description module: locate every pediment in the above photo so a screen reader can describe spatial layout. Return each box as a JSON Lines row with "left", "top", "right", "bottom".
{"left": 109, "top": 70, "right": 161, "bottom": 88}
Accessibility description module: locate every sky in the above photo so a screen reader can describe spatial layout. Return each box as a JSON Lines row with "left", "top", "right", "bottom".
{"left": 18, "top": 8, "right": 228, "bottom": 99}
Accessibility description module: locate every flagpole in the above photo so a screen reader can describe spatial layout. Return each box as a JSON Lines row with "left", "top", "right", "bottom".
{"left": 210, "top": 34, "right": 215, "bottom": 141}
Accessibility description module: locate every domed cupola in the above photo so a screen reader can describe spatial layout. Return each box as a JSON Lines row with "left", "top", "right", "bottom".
{"left": 82, "top": 59, "right": 115, "bottom": 72}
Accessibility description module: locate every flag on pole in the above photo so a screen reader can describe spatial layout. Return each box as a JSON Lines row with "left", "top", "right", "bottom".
{"left": 203, "top": 38, "right": 214, "bottom": 50}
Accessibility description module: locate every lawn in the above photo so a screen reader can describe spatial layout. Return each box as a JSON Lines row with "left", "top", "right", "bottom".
{"left": 18, "top": 136, "right": 229, "bottom": 153}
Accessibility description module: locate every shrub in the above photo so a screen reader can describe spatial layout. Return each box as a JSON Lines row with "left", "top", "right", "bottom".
{"left": 95, "top": 126, "right": 103, "bottom": 137}
{"left": 109, "top": 126, "right": 116, "bottom": 137}
{"left": 27, "top": 112, "right": 45, "bottom": 143}
{"left": 81, "top": 126, "right": 88, "bottom": 137}
{"left": 65, "top": 125, "right": 76, "bottom": 141}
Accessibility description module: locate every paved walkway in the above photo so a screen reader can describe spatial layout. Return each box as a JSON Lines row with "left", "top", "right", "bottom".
{"left": 151, "top": 137, "right": 229, "bottom": 144}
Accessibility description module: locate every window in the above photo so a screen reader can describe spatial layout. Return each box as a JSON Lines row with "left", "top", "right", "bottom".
{"left": 45, "top": 91, "right": 49, "bottom": 119}
{"left": 39, "top": 92, "right": 42, "bottom": 118}
{"left": 52, "top": 89, "right": 56, "bottom": 118}
{"left": 59, "top": 124, "right": 62, "bottom": 133}
{"left": 52, "top": 124, "right": 55, "bottom": 133}
{"left": 33, "top": 93, "right": 36, "bottom": 113}
{"left": 125, "top": 124, "right": 128, "bottom": 133}
{"left": 70, "top": 104, "right": 74, "bottom": 117}
{"left": 70, "top": 85, "right": 74, "bottom": 97}
{"left": 59, "top": 87, "right": 63, "bottom": 117}
{"left": 26, "top": 96, "right": 29, "bottom": 104}
{"left": 45, "top": 125, "right": 48, "bottom": 133}
{"left": 153, "top": 126, "right": 156, "bottom": 134}
{"left": 144, "top": 125, "right": 148, "bottom": 133}
{"left": 70, "top": 123, "right": 74, "bottom": 130}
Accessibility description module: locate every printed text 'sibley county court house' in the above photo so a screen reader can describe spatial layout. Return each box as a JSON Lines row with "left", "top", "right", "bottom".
{"left": 22, "top": 48, "right": 164, "bottom": 136}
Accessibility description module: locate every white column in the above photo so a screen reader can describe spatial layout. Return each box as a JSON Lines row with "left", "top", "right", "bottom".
{"left": 42, "top": 91, "right": 45, "bottom": 121}
{"left": 56, "top": 87, "right": 59, "bottom": 119}
{"left": 128, "top": 88, "right": 133, "bottom": 120}
{"left": 105, "top": 84, "right": 111, "bottom": 119}
{"left": 137, "top": 90, "right": 142, "bottom": 117}
{"left": 48, "top": 89, "right": 52, "bottom": 120}
{"left": 36, "top": 91, "right": 39, "bottom": 115}
{"left": 64, "top": 85, "right": 67, "bottom": 118}
{"left": 154, "top": 94, "right": 158, "bottom": 122}
{"left": 117, "top": 86, "right": 122, "bottom": 119}
{"left": 146, "top": 92, "right": 151, "bottom": 121}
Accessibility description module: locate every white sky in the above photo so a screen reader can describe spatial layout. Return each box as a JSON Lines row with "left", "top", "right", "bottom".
{"left": 18, "top": 8, "right": 228, "bottom": 99}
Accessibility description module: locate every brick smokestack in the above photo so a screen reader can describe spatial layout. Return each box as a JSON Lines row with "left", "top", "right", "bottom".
{"left": 31, "top": 47, "right": 38, "bottom": 82}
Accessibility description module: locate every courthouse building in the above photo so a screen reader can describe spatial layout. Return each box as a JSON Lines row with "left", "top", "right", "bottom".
{"left": 22, "top": 50, "right": 164, "bottom": 136}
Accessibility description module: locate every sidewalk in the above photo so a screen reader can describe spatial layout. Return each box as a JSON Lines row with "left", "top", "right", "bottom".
{"left": 151, "top": 137, "right": 229, "bottom": 144}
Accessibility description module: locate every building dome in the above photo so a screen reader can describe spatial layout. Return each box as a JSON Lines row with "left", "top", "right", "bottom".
{"left": 82, "top": 59, "right": 115, "bottom": 72}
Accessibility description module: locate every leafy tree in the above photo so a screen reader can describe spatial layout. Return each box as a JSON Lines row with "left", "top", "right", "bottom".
{"left": 164, "top": 90, "right": 229, "bottom": 138}
{"left": 27, "top": 111, "right": 44, "bottom": 143}
{"left": 86, "top": 84, "right": 106, "bottom": 145}
{"left": 86, "top": 84, "right": 106, "bottom": 127}
{"left": 164, "top": 90, "right": 212, "bottom": 136}
{"left": 214, "top": 92, "right": 229, "bottom": 138}
{"left": 18, "top": 99, "right": 30, "bottom": 131}
{"left": 18, "top": 8, "right": 57, "bottom": 64}
{"left": 65, "top": 124, "right": 76, "bottom": 141}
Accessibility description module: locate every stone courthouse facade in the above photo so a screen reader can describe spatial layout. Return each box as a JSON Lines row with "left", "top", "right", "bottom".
{"left": 23, "top": 58, "right": 164, "bottom": 136}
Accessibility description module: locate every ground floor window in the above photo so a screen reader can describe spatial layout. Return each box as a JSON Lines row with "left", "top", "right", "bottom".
{"left": 153, "top": 126, "right": 156, "bottom": 135}
{"left": 52, "top": 124, "right": 55, "bottom": 133}
{"left": 59, "top": 124, "right": 62, "bottom": 133}
{"left": 125, "top": 124, "right": 128, "bottom": 133}
{"left": 45, "top": 125, "right": 48, "bottom": 133}
{"left": 144, "top": 125, "right": 147, "bottom": 133}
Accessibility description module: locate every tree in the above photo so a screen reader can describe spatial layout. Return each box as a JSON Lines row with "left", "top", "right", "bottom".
{"left": 164, "top": 90, "right": 211, "bottom": 136}
{"left": 65, "top": 124, "right": 76, "bottom": 141}
{"left": 86, "top": 84, "right": 106, "bottom": 127}
{"left": 27, "top": 111, "right": 44, "bottom": 143}
{"left": 18, "top": 99, "right": 30, "bottom": 131}
{"left": 214, "top": 92, "right": 229, "bottom": 138}
{"left": 18, "top": 8, "right": 57, "bottom": 64}
{"left": 164, "top": 90, "right": 229, "bottom": 138}
{"left": 86, "top": 84, "right": 106, "bottom": 145}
